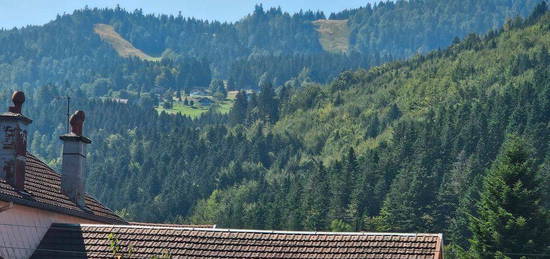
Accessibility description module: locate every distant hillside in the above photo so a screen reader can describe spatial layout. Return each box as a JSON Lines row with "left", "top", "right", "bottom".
{"left": 186, "top": 8, "right": 550, "bottom": 243}
{"left": 49, "top": 8, "right": 549, "bottom": 249}
{"left": 0, "top": 1, "right": 541, "bottom": 93}
{"left": 313, "top": 19, "right": 350, "bottom": 53}
{"left": 93, "top": 24, "right": 159, "bottom": 61}
{"left": 347, "top": 0, "right": 543, "bottom": 57}
{"left": 3, "top": 2, "right": 547, "bottom": 254}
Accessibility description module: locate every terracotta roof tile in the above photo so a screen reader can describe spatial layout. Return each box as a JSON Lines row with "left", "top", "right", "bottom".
{"left": 33, "top": 224, "right": 443, "bottom": 258}
{"left": 0, "top": 153, "right": 125, "bottom": 224}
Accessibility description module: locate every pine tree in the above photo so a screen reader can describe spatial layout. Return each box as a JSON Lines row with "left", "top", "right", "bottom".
{"left": 526, "top": 1, "right": 548, "bottom": 25}
{"left": 469, "top": 136, "right": 549, "bottom": 258}
{"left": 435, "top": 151, "right": 473, "bottom": 233}
{"left": 347, "top": 170, "right": 367, "bottom": 231}
{"left": 343, "top": 148, "right": 358, "bottom": 208}
{"left": 258, "top": 82, "right": 279, "bottom": 123}
{"left": 540, "top": 154, "right": 550, "bottom": 210}
{"left": 447, "top": 175, "right": 482, "bottom": 249}
{"left": 303, "top": 162, "right": 330, "bottom": 230}
{"left": 229, "top": 91, "right": 248, "bottom": 125}
{"left": 286, "top": 179, "right": 304, "bottom": 230}
{"left": 328, "top": 161, "right": 347, "bottom": 221}
{"left": 209, "top": 79, "right": 227, "bottom": 100}
{"left": 379, "top": 163, "right": 436, "bottom": 232}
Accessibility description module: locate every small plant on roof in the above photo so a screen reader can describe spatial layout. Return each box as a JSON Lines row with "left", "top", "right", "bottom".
{"left": 151, "top": 249, "right": 172, "bottom": 259}
{"left": 108, "top": 233, "right": 134, "bottom": 258}
{"left": 108, "top": 233, "right": 122, "bottom": 258}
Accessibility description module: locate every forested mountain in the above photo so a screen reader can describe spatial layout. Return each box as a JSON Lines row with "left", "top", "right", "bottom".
{"left": 0, "top": 0, "right": 542, "bottom": 94}
{"left": 0, "top": 1, "right": 549, "bottom": 257}
{"left": 346, "top": 0, "right": 542, "bottom": 57}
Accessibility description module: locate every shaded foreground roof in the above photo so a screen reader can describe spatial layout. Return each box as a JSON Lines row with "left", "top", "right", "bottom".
{"left": 32, "top": 223, "right": 443, "bottom": 259}
{"left": 0, "top": 153, "right": 126, "bottom": 224}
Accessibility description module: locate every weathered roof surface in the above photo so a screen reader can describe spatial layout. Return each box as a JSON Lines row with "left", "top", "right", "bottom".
{"left": 0, "top": 153, "right": 126, "bottom": 224}
{"left": 32, "top": 223, "right": 443, "bottom": 259}
{"left": 130, "top": 221, "right": 216, "bottom": 228}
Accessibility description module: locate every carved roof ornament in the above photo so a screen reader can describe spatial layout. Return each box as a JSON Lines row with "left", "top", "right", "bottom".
{"left": 69, "top": 110, "right": 85, "bottom": 136}
{"left": 8, "top": 91, "right": 25, "bottom": 114}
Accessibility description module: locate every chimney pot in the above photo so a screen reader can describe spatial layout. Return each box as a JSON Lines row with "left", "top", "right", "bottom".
{"left": 0, "top": 91, "right": 31, "bottom": 190}
{"left": 69, "top": 110, "right": 86, "bottom": 136}
{"left": 8, "top": 91, "right": 25, "bottom": 114}
{"left": 60, "top": 110, "right": 91, "bottom": 208}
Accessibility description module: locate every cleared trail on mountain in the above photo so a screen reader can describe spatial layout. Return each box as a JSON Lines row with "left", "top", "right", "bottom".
{"left": 94, "top": 24, "right": 159, "bottom": 62}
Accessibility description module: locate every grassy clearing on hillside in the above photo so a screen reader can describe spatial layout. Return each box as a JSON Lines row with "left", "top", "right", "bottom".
{"left": 156, "top": 97, "right": 234, "bottom": 118}
{"left": 94, "top": 24, "right": 160, "bottom": 62}
{"left": 227, "top": 91, "right": 239, "bottom": 99}
{"left": 313, "top": 19, "right": 350, "bottom": 53}
{"left": 157, "top": 103, "right": 208, "bottom": 118}
{"left": 215, "top": 100, "right": 234, "bottom": 114}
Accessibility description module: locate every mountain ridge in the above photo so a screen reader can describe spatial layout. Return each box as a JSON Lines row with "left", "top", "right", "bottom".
{"left": 0, "top": 1, "right": 541, "bottom": 91}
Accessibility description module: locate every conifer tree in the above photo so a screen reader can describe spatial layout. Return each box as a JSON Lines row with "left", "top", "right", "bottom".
{"left": 540, "top": 154, "right": 550, "bottom": 210}
{"left": 229, "top": 91, "right": 248, "bottom": 125}
{"left": 258, "top": 82, "right": 279, "bottom": 123}
{"left": 328, "top": 161, "right": 347, "bottom": 221}
{"left": 469, "top": 136, "right": 549, "bottom": 258}
{"left": 342, "top": 148, "right": 359, "bottom": 210}
{"left": 303, "top": 162, "right": 330, "bottom": 230}
{"left": 379, "top": 163, "right": 436, "bottom": 232}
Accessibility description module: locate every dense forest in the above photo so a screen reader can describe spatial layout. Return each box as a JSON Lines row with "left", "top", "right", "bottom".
{"left": 0, "top": 0, "right": 542, "bottom": 94}
{"left": 0, "top": 0, "right": 549, "bottom": 258}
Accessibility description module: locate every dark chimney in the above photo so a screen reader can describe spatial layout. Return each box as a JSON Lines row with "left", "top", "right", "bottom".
{"left": 0, "top": 91, "right": 32, "bottom": 190}
{"left": 60, "top": 110, "right": 91, "bottom": 208}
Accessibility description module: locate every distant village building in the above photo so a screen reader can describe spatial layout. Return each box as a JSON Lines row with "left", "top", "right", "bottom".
{"left": 0, "top": 91, "right": 444, "bottom": 259}
{"left": 196, "top": 97, "right": 214, "bottom": 106}
{"left": 111, "top": 98, "right": 129, "bottom": 104}
{"left": 99, "top": 97, "right": 129, "bottom": 104}
{"left": 189, "top": 89, "right": 207, "bottom": 97}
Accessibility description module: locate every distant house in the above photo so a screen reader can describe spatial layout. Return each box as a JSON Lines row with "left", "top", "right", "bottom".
{"left": 99, "top": 97, "right": 129, "bottom": 104}
{"left": 189, "top": 89, "right": 207, "bottom": 97}
{"left": 0, "top": 91, "right": 444, "bottom": 259}
{"left": 111, "top": 98, "right": 128, "bottom": 104}
{"left": 196, "top": 97, "right": 214, "bottom": 106}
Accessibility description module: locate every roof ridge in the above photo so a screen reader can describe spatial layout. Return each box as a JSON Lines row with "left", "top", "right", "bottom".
{"left": 129, "top": 222, "right": 215, "bottom": 227}
{"left": 53, "top": 223, "right": 442, "bottom": 236}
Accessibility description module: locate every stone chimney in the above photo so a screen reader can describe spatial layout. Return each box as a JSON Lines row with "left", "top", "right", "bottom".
{"left": 0, "top": 91, "right": 32, "bottom": 191}
{"left": 60, "top": 110, "right": 91, "bottom": 208}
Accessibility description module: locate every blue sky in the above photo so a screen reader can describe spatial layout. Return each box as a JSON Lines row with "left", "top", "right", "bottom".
{"left": 0, "top": 0, "right": 381, "bottom": 29}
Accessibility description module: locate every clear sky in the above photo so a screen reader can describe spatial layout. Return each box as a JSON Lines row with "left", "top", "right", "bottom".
{"left": 0, "top": 0, "right": 381, "bottom": 29}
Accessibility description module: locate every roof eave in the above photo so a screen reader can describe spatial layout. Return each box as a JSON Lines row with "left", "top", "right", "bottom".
{"left": 0, "top": 193, "right": 127, "bottom": 225}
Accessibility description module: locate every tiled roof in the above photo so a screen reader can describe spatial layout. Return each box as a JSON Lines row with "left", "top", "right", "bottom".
{"left": 32, "top": 223, "right": 443, "bottom": 259}
{"left": 0, "top": 153, "right": 126, "bottom": 224}
{"left": 130, "top": 222, "right": 216, "bottom": 228}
